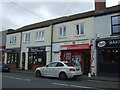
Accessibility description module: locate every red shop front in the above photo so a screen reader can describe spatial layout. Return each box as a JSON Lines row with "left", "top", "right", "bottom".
{"left": 60, "top": 44, "right": 92, "bottom": 75}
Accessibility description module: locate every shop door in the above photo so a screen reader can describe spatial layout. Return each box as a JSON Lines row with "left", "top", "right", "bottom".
{"left": 83, "top": 51, "right": 90, "bottom": 75}
{"left": 15, "top": 53, "right": 20, "bottom": 68}
{"left": 22, "top": 52, "right": 26, "bottom": 70}
{"left": 28, "top": 53, "right": 33, "bottom": 70}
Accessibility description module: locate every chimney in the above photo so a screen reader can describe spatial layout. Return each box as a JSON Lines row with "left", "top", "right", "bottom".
{"left": 95, "top": 0, "right": 106, "bottom": 10}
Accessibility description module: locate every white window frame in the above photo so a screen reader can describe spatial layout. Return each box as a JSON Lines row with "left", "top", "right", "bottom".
{"left": 75, "top": 23, "right": 85, "bottom": 36}
{"left": 59, "top": 26, "right": 66, "bottom": 38}
{"left": 23, "top": 33, "right": 30, "bottom": 43}
{"left": 36, "top": 31, "right": 44, "bottom": 41}
{"left": 10, "top": 35, "right": 16, "bottom": 44}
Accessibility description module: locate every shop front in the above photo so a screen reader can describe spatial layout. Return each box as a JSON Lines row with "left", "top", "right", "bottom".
{"left": 0, "top": 46, "right": 5, "bottom": 62}
{"left": 96, "top": 37, "right": 120, "bottom": 76}
{"left": 60, "top": 44, "right": 91, "bottom": 75}
{"left": 5, "top": 48, "right": 20, "bottom": 70}
{"left": 28, "top": 46, "right": 46, "bottom": 71}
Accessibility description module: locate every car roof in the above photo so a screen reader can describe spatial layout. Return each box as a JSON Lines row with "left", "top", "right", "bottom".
{"left": 51, "top": 61, "right": 64, "bottom": 63}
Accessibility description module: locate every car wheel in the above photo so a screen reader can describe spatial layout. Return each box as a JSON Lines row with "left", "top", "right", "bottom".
{"left": 35, "top": 70, "right": 41, "bottom": 78}
{"left": 59, "top": 72, "right": 68, "bottom": 80}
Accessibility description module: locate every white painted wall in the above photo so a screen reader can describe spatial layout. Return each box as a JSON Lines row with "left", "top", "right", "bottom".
{"left": 53, "top": 17, "right": 95, "bottom": 42}
{"left": 6, "top": 32, "right": 21, "bottom": 49}
{"left": 20, "top": 26, "right": 52, "bottom": 70}
{"left": 95, "top": 13, "right": 119, "bottom": 38}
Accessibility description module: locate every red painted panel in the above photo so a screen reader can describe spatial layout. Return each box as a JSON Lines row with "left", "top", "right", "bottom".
{"left": 60, "top": 44, "right": 91, "bottom": 50}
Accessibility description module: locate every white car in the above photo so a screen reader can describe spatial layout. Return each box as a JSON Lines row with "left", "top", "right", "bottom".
{"left": 35, "top": 61, "right": 82, "bottom": 80}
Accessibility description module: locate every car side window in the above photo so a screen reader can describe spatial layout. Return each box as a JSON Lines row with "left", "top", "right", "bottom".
{"left": 47, "top": 62, "right": 57, "bottom": 67}
{"left": 55, "top": 62, "right": 64, "bottom": 67}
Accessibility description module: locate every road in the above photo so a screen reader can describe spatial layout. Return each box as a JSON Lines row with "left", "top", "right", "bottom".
{"left": 1, "top": 72, "right": 119, "bottom": 90}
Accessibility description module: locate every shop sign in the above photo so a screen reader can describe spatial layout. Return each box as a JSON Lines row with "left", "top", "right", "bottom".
{"left": 60, "top": 44, "right": 90, "bottom": 50}
{"left": 29, "top": 47, "right": 45, "bottom": 52}
{"left": 97, "top": 41, "right": 106, "bottom": 47}
{"left": 5, "top": 48, "right": 20, "bottom": 53}
{"left": 109, "top": 39, "right": 120, "bottom": 45}
{"left": 97, "top": 38, "right": 120, "bottom": 48}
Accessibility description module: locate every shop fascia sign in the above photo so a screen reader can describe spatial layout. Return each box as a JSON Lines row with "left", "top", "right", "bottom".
{"left": 5, "top": 48, "right": 20, "bottom": 53}
{"left": 97, "top": 39, "right": 120, "bottom": 48}
{"left": 60, "top": 44, "right": 90, "bottom": 50}
{"left": 109, "top": 39, "right": 120, "bottom": 45}
{"left": 29, "top": 47, "right": 45, "bottom": 52}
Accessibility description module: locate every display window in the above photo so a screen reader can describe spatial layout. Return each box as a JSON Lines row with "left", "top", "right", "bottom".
{"left": 61, "top": 51, "right": 81, "bottom": 66}
{"left": 99, "top": 49, "right": 120, "bottom": 64}
{"left": 61, "top": 50, "right": 91, "bottom": 75}
{"left": 7, "top": 53, "right": 20, "bottom": 68}
{"left": 28, "top": 52, "right": 46, "bottom": 65}
{"left": 7, "top": 53, "right": 19, "bottom": 64}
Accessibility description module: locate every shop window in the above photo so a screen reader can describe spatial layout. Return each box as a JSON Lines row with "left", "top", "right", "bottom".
{"left": 59, "top": 26, "right": 66, "bottom": 38}
{"left": 61, "top": 51, "right": 81, "bottom": 66}
{"left": 75, "top": 23, "right": 84, "bottom": 36}
{"left": 111, "top": 15, "right": 120, "bottom": 35}
{"left": 7, "top": 53, "right": 18, "bottom": 64}
{"left": 28, "top": 52, "right": 46, "bottom": 66}
{"left": 99, "top": 49, "right": 120, "bottom": 64}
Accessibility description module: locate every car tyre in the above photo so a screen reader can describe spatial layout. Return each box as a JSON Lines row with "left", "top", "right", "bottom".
{"left": 35, "top": 70, "right": 41, "bottom": 78}
{"left": 59, "top": 72, "right": 68, "bottom": 80}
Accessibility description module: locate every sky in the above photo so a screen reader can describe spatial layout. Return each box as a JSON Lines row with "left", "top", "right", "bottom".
{"left": 0, "top": 0, "right": 120, "bottom": 31}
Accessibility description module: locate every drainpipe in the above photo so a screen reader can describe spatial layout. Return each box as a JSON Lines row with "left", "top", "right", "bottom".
{"left": 19, "top": 31, "right": 22, "bottom": 70}
{"left": 50, "top": 24, "right": 53, "bottom": 63}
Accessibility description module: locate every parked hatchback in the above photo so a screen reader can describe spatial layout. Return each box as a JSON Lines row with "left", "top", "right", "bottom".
{"left": 0, "top": 61, "right": 10, "bottom": 72}
{"left": 35, "top": 61, "right": 82, "bottom": 80}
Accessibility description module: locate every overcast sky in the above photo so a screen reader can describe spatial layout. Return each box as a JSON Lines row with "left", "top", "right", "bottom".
{"left": 0, "top": 0, "right": 120, "bottom": 31}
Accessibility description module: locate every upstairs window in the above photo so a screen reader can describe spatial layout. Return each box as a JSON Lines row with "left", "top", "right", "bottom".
{"left": 23, "top": 33, "right": 30, "bottom": 43}
{"left": 36, "top": 31, "right": 44, "bottom": 41}
{"left": 75, "top": 23, "right": 84, "bottom": 36}
{"left": 111, "top": 15, "right": 120, "bottom": 35}
{"left": 10, "top": 35, "right": 16, "bottom": 44}
{"left": 59, "top": 27, "right": 66, "bottom": 37}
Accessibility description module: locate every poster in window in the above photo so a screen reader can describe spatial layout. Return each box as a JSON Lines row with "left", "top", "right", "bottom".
{"left": 38, "top": 58, "right": 42, "bottom": 62}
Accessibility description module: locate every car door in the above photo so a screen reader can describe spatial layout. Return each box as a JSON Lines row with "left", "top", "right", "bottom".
{"left": 42, "top": 62, "right": 57, "bottom": 77}
{"left": 52, "top": 62, "right": 65, "bottom": 77}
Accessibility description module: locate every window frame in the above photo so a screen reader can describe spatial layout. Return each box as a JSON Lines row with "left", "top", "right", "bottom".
{"left": 23, "top": 33, "right": 30, "bottom": 43}
{"left": 55, "top": 62, "right": 64, "bottom": 67}
{"left": 111, "top": 15, "right": 120, "bottom": 35}
{"left": 47, "top": 62, "right": 57, "bottom": 67}
{"left": 10, "top": 35, "right": 16, "bottom": 44}
{"left": 59, "top": 26, "right": 67, "bottom": 38}
{"left": 36, "top": 31, "right": 44, "bottom": 41}
{"left": 75, "top": 23, "right": 85, "bottom": 36}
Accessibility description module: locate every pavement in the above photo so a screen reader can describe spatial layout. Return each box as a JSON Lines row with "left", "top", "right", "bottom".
{"left": 6, "top": 70, "right": 120, "bottom": 82}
